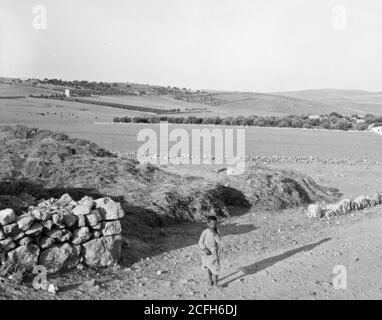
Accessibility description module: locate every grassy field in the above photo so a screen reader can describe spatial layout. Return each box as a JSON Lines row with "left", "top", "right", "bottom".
{"left": 79, "top": 124, "right": 382, "bottom": 161}
{"left": 84, "top": 95, "right": 202, "bottom": 110}
{"left": 1, "top": 103, "right": 381, "bottom": 161}
{"left": 0, "top": 83, "right": 59, "bottom": 97}
{"left": 0, "top": 97, "right": 148, "bottom": 121}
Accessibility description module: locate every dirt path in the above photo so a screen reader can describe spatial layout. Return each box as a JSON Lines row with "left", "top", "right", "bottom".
{"left": 214, "top": 212, "right": 382, "bottom": 300}
{"left": 2, "top": 207, "right": 382, "bottom": 300}
{"left": 117, "top": 208, "right": 382, "bottom": 300}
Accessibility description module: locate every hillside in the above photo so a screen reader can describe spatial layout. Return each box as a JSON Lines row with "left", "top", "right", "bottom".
{"left": 272, "top": 89, "right": 372, "bottom": 100}
{"left": 272, "top": 89, "right": 382, "bottom": 116}
{"left": 201, "top": 92, "right": 341, "bottom": 116}
{"left": 175, "top": 90, "right": 382, "bottom": 116}
{"left": 2, "top": 80, "right": 382, "bottom": 117}
{"left": 0, "top": 83, "right": 60, "bottom": 98}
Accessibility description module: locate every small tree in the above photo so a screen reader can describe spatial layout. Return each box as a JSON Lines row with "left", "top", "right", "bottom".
{"left": 321, "top": 120, "right": 331, "bottom": 129}
{"left": 355, "top": 122, "right": 369, "bottom": 131}
{"left": 332, "top": 119, "right": 350, "bottom": 131}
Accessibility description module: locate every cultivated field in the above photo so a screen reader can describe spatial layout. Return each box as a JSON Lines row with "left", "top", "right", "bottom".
{"left": 1, "top": 96, "right": 382, "bottom": 160}
{"left": 84, "top": 95, "right": 202, "bottom": 111}
{"left": 0, "top": 97, "right": 148, "bottom": 124}
{"left": 0, "top": 83, "right": 59, "bottom": 97}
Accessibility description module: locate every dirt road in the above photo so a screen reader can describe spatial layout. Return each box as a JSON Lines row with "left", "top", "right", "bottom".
{"left": 117, "top": 207, "right": 382, "bottom": 300}
{"left": 2, "top": 207, "right": 382, "bottom": 300}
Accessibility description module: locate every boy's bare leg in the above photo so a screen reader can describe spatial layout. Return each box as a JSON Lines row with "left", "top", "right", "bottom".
{"left": 213, "top": 274, "right": 219, "bottom": 286}
{"left": 208, "top": 269, "right": 213, "bottom": 286}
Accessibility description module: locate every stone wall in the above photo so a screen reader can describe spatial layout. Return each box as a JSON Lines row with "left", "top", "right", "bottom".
{"left": 0, "top": 194, "right": 124, "bottom": 274}
{"left": 307, "top": 193, "right": 382, "bottom": 218}
{"left": 117, "top": 151, "right": 382, "bottom": 166}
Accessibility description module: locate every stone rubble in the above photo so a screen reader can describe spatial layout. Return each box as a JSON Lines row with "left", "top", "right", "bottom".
{"left": 0, "top": 194, "right": 124, "bottom": 274}
{"left": 116, "top": 151, "right": 382, "bottom": 166}
{"left": 307, "top": 193, "right": 382, "bottom": 218}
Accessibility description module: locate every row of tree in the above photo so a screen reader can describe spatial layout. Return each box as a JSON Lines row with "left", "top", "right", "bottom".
{"left": 39, "top": 79, "right": 202, "bottom": 96}
{"left": 113, "top": 113, "right": 382, "bottom": 131}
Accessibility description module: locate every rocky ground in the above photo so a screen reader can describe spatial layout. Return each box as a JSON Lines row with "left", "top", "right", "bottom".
{"left": 1, "top": 204, "right": 382, "bottom": 300}
{"left": 1, "top": 125, "right": 382, "bottom": 300}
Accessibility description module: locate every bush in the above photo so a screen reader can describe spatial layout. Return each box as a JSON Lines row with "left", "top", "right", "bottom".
{"left": 364, "top": 114, "right": 376, "bottom": 124}
{"left": 223, "top": 117, "right": 232, "bottom": 126}
{"left": 355, "top": 122, "right": 369, "bottom": 131}
{"left": 332, "top": 119, "right": 350, "bottom": 131}
{"left": 202, "top": 118, "right": 213, "bottom": 125}
{"left": 115, "top": 112, "right": 375, "bottom": 132}
{"left": 329, "top": 112, "right": 343, "bottom": 118}
{"left": 243, "top": 118, "right": 254, "bottom": 126}
{"left": 0, "top": 256, "right": 27, "bottom": 285}
{"left": 279, "top": 119, "right": 292, "bottom": 127}
{"left": 118, "top": 116, "right": 131, "bottom": 123}
{"left": 309, "top": 118, "right": 319, "bottom": 126}
{"left": 321, "top": 121, "right": 331, "bottom": 129}
{"left": 291, "top": 119, "right": 304, "bottom": 128}
{"left": 213, "top": 117, "right": 222, "bottom": 125}
{"left": 371, "top": 121, "right": 382, "bottom": 127}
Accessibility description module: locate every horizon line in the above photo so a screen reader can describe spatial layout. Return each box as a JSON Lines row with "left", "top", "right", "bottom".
{"left": 1, "top": 75, "right": 381, "bottom": 95}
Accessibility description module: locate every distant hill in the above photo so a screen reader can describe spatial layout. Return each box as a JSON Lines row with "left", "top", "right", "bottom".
{"left": 272, "top": 89, "right": 372, "bottom": 100}
{"left": 1, "top": 78, "right": 382, "bottom": 116}
{"left": 271, "top": 89, "right": 382, "bottom": 116}
{"left": 174, "top": 89, "right": 382, "bottom": 116}
{"left": 197, "top": 92, "right": 342, "bottom": 117}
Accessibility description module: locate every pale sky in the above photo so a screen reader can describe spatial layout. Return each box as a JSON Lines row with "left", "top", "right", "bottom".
{"left": 1, "top": 0, "right": 382, "bottom": 92}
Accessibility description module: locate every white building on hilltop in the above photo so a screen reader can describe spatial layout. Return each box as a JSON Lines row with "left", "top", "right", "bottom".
{"left": 64, "top": 89, "right": 70, "bottom": 97}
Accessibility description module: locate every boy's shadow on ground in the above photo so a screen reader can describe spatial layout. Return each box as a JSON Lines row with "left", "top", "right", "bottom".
{"left": 220, "top": 223, "right": 258, "bottom": 236}
{"left": 220, "top": 237, "right": 331, "bottom": 288}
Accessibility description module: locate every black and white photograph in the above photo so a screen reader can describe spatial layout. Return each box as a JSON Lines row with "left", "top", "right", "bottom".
{"left": 1, "top": 0, "right": 382, "bottom": 305}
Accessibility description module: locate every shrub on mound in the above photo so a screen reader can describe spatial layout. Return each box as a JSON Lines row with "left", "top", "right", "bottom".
{"left": 0, "top": 126, "right": 338, "bottom": 221}
{"left": 217, "top": 165, "right": 340, "bottom": 210}
{"left": 0, "top": 126, "right": 235, "bottom": 221}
